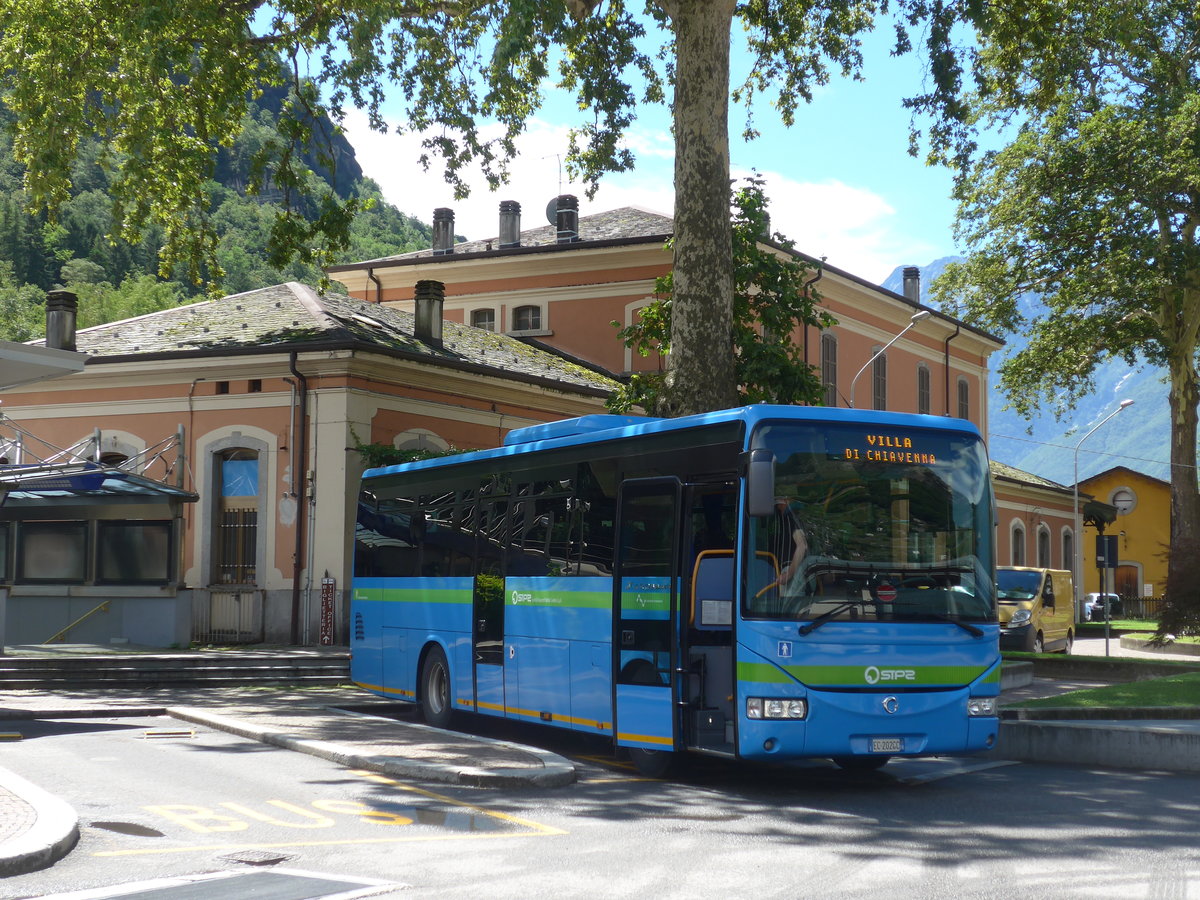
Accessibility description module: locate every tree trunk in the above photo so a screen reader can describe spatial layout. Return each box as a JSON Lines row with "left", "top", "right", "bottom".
{"left": 663, "top": 0, "right": 738, "bottom": 416}
{"left": 1165, "top": 347, "right": 1200, "bottom": 617}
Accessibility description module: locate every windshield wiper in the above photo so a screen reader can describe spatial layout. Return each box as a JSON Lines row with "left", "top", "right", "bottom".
{"left": 797, "top": 601, "right": 862, "bottom": 636}
{"left": 908, "top": 613, "right": 985, "bottom": 637}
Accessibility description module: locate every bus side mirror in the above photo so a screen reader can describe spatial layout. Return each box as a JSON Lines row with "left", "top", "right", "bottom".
{"left": 743, "top": 449, "right": 775, "bottom": 517}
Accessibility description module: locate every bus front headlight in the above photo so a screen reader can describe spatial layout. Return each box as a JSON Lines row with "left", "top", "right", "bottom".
{"left": 967, "top": 697, "right": 997, "bottom": 716}
{"left": 746, "top": 698, "right": 807, "bottom": 719}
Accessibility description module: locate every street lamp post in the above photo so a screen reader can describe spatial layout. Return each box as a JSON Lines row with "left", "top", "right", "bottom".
{"left": 1073, "top": 399, "right": 1134, "bottom": 629}
{"left": 849, "top": 310, "right": 931, "bottom": 408}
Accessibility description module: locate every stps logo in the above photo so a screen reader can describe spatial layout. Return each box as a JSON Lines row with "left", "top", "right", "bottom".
{"left": 864, "top": 665, "right": 916, "bottom": 685}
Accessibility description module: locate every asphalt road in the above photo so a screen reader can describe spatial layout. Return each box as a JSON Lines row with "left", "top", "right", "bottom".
{"left": 2, "top": 713, "right": 1199, "bottom": 900}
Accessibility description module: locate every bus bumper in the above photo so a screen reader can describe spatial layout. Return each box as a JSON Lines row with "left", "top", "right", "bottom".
{"left": 737, "top": 687, "right": 999, "bottom": 761}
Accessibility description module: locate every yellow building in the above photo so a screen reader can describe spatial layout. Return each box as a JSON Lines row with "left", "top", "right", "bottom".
{"left": 1077, "top": 466, "right": 1169, "bottom": 600}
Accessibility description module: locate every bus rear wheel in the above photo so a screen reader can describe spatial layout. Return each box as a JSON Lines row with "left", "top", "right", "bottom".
{"left": 833, "top": 755, "right": 891, "bottom": 771}
{"left": 420, "top": 644, "right": 454, "bottom": 729}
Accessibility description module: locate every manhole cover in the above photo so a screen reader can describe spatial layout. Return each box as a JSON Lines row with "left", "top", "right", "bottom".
{"left": 218, "top": 849, "right": 298, "bottom": 866}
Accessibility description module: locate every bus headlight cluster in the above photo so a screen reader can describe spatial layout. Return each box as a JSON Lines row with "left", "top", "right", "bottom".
{"left": 967, "top": 697, "right": 997, "bottom": 717}
{"left": 746, "top": 698, "right": 807, "bottom": 720}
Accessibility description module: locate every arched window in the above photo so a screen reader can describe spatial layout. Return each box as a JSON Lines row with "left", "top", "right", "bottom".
{"left": 470, "top": 308, "right": 496, "bottom": 331}
{"left": 1011, "top": 521, "right": 1026, "bottom": 566}
{"left": 1063, "top": 529, "right": 1074, "bottom": 579}
{"left": 821, "top": 332, "right": 838, "bottom": 406}
{"left": 214, "top": 448, "right": 259, "bottom": 585}
{"left": 917, "top": 364, "right": 931, "bottom": 415}
{"left": 872, "top": 353, "right": 887, "bottom": 411}
{"left": 512, "top": 305, "right": 541, "bottom": 331}
{"left": 957, "top": 377, "right": 970, "bottom": 419}
{"left": 1037, "top": 525, "right": 1051, "bottom": 568}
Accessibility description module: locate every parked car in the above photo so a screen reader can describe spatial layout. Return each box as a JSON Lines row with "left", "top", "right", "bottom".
{"left": 1085, "top": 592, "right": 1122, "bottom": 621}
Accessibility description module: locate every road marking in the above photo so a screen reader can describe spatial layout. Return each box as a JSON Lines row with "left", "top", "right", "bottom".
{"left": 98, "top": 769, "right": 564, "bottom": 857}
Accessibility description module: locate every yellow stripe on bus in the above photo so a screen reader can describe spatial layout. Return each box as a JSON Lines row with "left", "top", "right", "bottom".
{"left": 616, "top": 732, "right": 674, "bottom": 746}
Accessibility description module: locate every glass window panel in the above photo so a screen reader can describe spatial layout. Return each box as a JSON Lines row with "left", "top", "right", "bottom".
{"left": 98, "top": 521, "right": 171, "bottom": 584}
{"left": 20, "top": 522, "right": 87, "bottom": 583}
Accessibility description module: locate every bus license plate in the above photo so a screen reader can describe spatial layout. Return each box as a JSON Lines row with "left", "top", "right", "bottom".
{"left": 871, "top": 738, "right": 902, "bottom": 753}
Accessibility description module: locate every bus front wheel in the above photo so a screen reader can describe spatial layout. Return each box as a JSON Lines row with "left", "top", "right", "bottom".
{"left": 420, "top": 644, "right": 454, "bottom": 729}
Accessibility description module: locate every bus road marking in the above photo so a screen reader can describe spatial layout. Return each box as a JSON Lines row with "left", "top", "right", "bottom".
{"left": 98, "top": 770, "right": 564, "bottom": 857}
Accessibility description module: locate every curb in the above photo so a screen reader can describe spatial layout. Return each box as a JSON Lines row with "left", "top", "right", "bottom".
{"left": 1003, "top": 706, "right": 1200, "bottom": 721}
{"left": 0, "top": 766, "right": 79, "bottom": 877}
{"left": 1120, "top": 635, "right": 1200, "bottom": 657}
{"left": 166, "top": 707, "right": 577, "bottom": 789}
{"left": 989, "top": 719, "right": 1200, "bottom": 773}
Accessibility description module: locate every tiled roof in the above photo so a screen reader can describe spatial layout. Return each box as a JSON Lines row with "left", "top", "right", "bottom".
{"left": 990, "top": 459, "right": 1071, "bottom": 492}
{"left": 348, "top": 206, "right": 673, "bottom": 264}
{"left": 57, "top": 282, "right": 618, "bottom": 394}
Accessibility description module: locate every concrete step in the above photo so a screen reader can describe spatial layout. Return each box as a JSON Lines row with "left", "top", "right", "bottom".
{"left": 0, "top": 652, "right": 350, "bottom": 688}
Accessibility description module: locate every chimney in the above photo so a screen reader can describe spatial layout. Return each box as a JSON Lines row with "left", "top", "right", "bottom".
{"left": 46, "top": 290, "right": 78, "bottom": 351}
{"left": 499, "top": 200, "right": 521, "bottom": 249}
{"left": 432, "top": 207, "right": 455, "bottom": 256}
{"left": 902, "top": 266, "right": 921, "bottom": 304}
{"left": 413, "top": 280, "right": 445, "bottom": 349}
{"left": 555, "top": 194, "right": 579, "bottom": 243}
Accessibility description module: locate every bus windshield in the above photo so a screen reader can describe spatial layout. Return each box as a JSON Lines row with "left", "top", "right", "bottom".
{"left": 746, "top": 421, "right": 995, "bottom": 624}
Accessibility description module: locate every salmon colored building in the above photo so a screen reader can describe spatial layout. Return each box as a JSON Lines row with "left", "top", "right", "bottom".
{"left": 327, "top": 201, "right": 1002, "bottom": 432}
{"left": 0, "top": 283, "right": 616, "bottom": 647}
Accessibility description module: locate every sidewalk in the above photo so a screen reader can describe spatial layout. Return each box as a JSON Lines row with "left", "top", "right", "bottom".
{"left": 2, "top": 638, "right": 1199, "bottom": 878}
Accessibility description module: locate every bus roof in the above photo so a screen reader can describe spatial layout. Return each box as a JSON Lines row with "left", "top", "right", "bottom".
{"left": 361, "top": 404, "right": 985, "bottom": 481}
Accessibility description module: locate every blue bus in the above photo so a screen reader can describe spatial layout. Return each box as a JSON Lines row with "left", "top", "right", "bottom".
{"left": 351, "top": 405, "right": 999, "bottom": 775}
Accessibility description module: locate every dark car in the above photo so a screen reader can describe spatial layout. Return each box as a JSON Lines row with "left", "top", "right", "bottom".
{"left": 1085, "top": 592, "right": 1122, "bottom": 621}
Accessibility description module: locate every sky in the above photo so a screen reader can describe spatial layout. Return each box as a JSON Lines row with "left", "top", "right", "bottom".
{"left": 340, "top": 25, "right": 961, "bottom": 285}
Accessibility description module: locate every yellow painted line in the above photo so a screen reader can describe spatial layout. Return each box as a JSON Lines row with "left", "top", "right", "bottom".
{"left": 97, "top": 769, "right": 566, "bottom": 858}
{"left": 143, "top": 730, "right": 195, "bottom": 739}
{"left": 350, "top": 771, "right": 566, "bottom": 836}
{"left": 352, "top": 681, "right": 415, "bottom": 699}
{"left": 0, "top": 733, "right": 22, "bottom": 741}
{"left": 616, "top": 732, "right": 673, "bottom": 747}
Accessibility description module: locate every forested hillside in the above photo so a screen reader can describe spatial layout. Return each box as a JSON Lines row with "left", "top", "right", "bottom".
{"left": 0, "top": 92, "right": 431, "bottom": 341}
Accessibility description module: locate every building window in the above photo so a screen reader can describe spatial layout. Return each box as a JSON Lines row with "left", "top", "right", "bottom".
{"left": 512, "top": 305, "right": 541, "bottom": 331}
{"left": 957, "top": 377, "right": 970, "bottom": 419}
{"left": 1011, "top": 521, "right": 1026, "bottom": 566}
{"left": 917, "top": 364, "right": 931, "bottom": 415}
{"left": 1111, "top": 487, "right": 1137, "bottom": 515}
{"left": 216, "top": 381, "right": 229, "bottom": 395}
{"left": 470, "top": 308, "right": 496, "bottom": 331}
{"left": 821, "top": 333, "right": 838, "bottom": 406}
{"left": 248, "top": 379, "right": 262, "bottom": 393}
{"left": 1037, "top": 526, "right": 1051, "bottom": 568}
{"left": 1063, "top": 530, "right": 1074, "bottom": 578}
{"left": 98, "top": 521, "right": 172, "bottom": 584}
{"left": 214, "top": 449, "right": 259, "bottom": 585}
{"left": 872, "top": 353, "right": 887, "bottom": 411}
{"left": 18, "top": 521, "right": 88, "bottom": 583}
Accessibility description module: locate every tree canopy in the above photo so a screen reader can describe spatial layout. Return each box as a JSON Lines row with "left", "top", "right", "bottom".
{"left": 924, "top": 1, "right": 1200, "bottom": 635}
{"left": 0, "top": 0, "right": 961, "bottom": 415}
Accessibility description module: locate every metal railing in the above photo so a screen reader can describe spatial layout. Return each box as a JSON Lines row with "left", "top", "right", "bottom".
{"left": 44, "top": 601, "right": 111, "bottom": 643}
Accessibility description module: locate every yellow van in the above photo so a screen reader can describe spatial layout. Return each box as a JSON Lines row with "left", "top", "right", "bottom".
{"left": 996, "top": 566, "right": 1074, "bottom": 654}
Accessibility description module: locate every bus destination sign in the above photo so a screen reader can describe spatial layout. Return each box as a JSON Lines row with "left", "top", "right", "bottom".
{"left": 843, "top": 433, "right": 937, "bottom": 465}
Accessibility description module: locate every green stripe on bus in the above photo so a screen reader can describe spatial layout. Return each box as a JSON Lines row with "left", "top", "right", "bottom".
{"left": 354, "top": 588, "right": 472, "bottom": 604}
{"left": 508, "top": 589, "right": 611, "bottom": 609}
{"left": 738, "top": 661, "right": 991, "bottom": 687}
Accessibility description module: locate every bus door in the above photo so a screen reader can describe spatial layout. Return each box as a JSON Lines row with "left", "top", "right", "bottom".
{"left": 682, "top": 482, "right": 737, "bottom": 754}
{"left": 613, "top": 477, "right": 682, "bottom": 757}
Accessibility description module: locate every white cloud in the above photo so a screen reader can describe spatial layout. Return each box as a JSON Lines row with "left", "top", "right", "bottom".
{"left": 344, "top": 111, "right": 935, "bottom": 281}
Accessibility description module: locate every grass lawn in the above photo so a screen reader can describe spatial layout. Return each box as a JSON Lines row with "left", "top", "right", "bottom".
{"left": 1012, "top": 672, "right": 1200, "bottom": 708}
{"left": 1077, "top": 619, "right": 1156, "bottom": 633}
